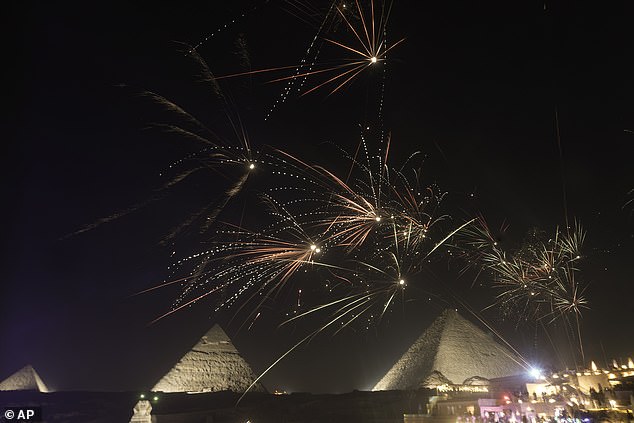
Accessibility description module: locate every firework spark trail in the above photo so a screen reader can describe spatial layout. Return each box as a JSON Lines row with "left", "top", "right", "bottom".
{"left": 266, "top": 0, "right": 339, "bottom": 119}
{"left": 237, "top": 288, "right": 378, "bottom": 404}
{"left": 61, "top": 195, "right": 160, "bottom": 240}
{"left": 140, "top": 90, "right": 218, "bottom": 134}
{"left": 149, "top": 280, "right": 233, "bottom": 325}
{"left": 160, "top": 172, "right": 252, "bottom": 245}
{"left": 187, "top": 3, "right": 262, "bottom": 53}
{"left": 281, "top": 1, "right": 322, "bottom": 28}
{"left": 62, "top": 165, "right": 208, "bottom": 240}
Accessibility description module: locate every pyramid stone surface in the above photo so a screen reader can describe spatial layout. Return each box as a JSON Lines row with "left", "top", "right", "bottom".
{"left": 423, "top": 370, "right": 453, "bottom": 387}
{"left": 0, "top": 365, "right": 49, "bottom": 392}
{"left": 152, "top": 324, "right": 265, "bottom": 393}
{"left": 374, "top": 309, "right": 525, "bottom": 391}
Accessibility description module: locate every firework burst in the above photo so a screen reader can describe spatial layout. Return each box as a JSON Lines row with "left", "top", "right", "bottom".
{"left": 457, "top": 219, "right": 589, "bottom": 362}
{"left": 148, "top": 127, "right": 475, "bottom": 342}
{"left": 208, "top": 0, "right": 403, "bottom": 111}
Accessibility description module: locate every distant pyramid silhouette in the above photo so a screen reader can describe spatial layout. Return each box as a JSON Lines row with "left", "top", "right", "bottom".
{"left": 374, "top": 309, "right": 526, "bottom": 391}
{"left": 0, "top": 365, "right": 49, "bottom": 392}
{"left": 152, "top": 324, "right": 265, "bottom": 393}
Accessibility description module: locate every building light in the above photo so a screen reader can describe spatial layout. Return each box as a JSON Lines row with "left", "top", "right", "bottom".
{"left": 529, "top": 368, "right": 542, "bottom": 379}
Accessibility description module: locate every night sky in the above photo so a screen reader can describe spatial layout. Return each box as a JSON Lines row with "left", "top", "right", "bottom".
{"left": 4, "top": 1, "right": 633, "bottom": 394}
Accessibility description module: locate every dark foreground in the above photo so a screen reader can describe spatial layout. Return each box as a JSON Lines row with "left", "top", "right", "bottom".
{"left": 0, "top": 389, "right": 432, "bottom": 423}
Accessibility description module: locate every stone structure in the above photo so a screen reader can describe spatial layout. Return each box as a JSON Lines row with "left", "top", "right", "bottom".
{"left": 0, "top": 365, "right": 49, "bottom": 392}
{"left": 152, "top": 324, "right": 265, "bottom": 393}
{"left": 129, "top": 400, "right": 152, "bottom": 423}
{"left": 374, "top": 309, "right": 525, "bottom": 391}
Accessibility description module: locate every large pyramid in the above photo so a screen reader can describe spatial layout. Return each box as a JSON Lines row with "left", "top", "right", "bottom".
{"left": 373, "top": 309, "right": 526, "bottom": 391}
{"left": 0, "top": 365, "right": 49, "bottom": 392}
{"left": 152, "top": 324, "right": 265, "bottom": 393}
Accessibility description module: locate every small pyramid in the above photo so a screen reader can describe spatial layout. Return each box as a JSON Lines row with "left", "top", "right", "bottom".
{"left": 152, "top": 324, "right": 265, "bottom": 393}
{"left": 0, "top": 365, "right": 49, "bottom": 392}
{"left": 373, "top": 309, "right": 525, "bottom": 391}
